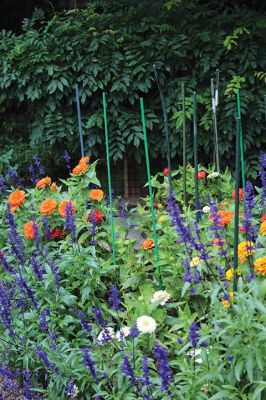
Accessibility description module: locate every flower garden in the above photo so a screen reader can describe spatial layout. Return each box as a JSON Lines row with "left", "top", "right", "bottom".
{"left": 0, "top": 147, "right": 266, "bottom": 400}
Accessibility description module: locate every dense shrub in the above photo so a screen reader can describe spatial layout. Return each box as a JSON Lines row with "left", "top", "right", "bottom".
{"left": 0, "top": 0, "right": 265, "bottom": 178}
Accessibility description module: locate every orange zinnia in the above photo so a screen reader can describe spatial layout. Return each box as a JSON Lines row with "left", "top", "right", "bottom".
{"left": 58, "top": 200, "right": 76, "bottom": 218}
{"left": 141, "top": 239, "right": 155, "bottom": 250}
{"left": 213, "top": 238, "right": 225, "bottom": 248}
{"left": 79, "top": 156, "right": 90, "bottom": 165}
{"left": 72, "top": 163, "right": 88, "bottom": 175}
{"left": 36, "top": 176, "right": 51, "bottom": 189}
{"left": 24, "top": 221, "right": 38, "bottom": 240}
{"left": 40, "top": 199, "right": 57, "bottom": 215}
{"left": 210, "top": 210, "right": 233, "bottom": 227}
{"left": 260, "top": 220, "right": 266, "bottom": 236}
{"left": 8, "top": 190, "right": 25, "bottom": 209}
{"left": 89, "top": 189, "right": 104, "bottom": 201}
{"left": 50, "top": 182, "right": 58, "bottom": 191}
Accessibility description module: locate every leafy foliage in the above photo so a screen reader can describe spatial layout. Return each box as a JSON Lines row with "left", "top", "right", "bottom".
{"left": 0, "top": 0, "right": 265, "bottom": 178}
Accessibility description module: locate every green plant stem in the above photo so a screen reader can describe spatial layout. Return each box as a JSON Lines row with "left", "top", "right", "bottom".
{"left": 193, "top": 92, "right": 200, "bottom": 223}
{"left": 236, "top": 89, "right": 245, "bottom": 197}
{"left": 233, "top": 118, "right": 241, "bottom": 292}
{"left": 182, "top": 82, "right": 187, "bottom": 206}
{"left": 103, "top": 92, "right": 116, "bottom": 267}
{"left": 140, "top": 97, "right": 163, "bottom": 290}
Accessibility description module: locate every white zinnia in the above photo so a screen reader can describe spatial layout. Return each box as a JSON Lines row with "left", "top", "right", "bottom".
{"left": 207, "top": 172, "right": 219, "bottom": 179}
{"left": 115, "top": 326, "right": 131, "bottom": 341}
{"left": 151, "top": 290, "right": 171, "bottom": 305}
{"left": 97, "top": 327, "right": 114, "bottom": 344}
{"left": 202, "top": 206, "right": 210, "bottom": 213}
{"left": 136, "top": 315, "right": 157, "bottom": 334}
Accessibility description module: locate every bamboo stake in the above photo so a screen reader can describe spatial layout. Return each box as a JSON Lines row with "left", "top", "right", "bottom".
{"left": 182, "top": 82, "right": 187, "bottom": 206}
{"left": 233, "top": 118, "right": 241, "bottom": 292}
{"left": 211, "top": 75, "right": 220, "bottom": 173}
{"left": 75, "top": 84, "right": 85, "bottom": 157}
{"left": 140, "top": 97, "right": 163, "bottom": 290}
{"left": 193, "top": 92, "right": 200, "bottom": 223}
{"left": 152, "top": 65, "right": 173, "bottom": 192}
{"left": 103, "top": 92, "right": 116, "bottom": 267}
{"left": 264, "top": 95, "right": 266, "bottom": 126}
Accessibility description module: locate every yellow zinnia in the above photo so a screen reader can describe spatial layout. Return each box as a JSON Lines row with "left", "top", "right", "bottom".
{"left": 254, "top": 257, "right": 266, "bottom": 276}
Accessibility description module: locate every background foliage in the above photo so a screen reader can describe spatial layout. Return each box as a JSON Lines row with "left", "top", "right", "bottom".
{"left": 0, "top": 0, "right": 265, "bottom": 179}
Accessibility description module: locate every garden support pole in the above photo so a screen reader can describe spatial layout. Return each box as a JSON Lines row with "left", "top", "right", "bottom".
{"left": 153, "top": 65, "right": 173, "bottom": 192}
{"left": 103, "top": 92, "right": 116, "bottom": 267}
{"left": 182, "top": 82, "right": 187, "bottom": 206}
{"left": 193, "top": 92, "right": 200, "bottom": 223}
{"left": 140, "top": 97, "right": 163, "bottom": 290}
{"left": 233, "top": 118, "right": 241, "bottom": 293}
{"left": 211, "top": 75, "right": 220, "bottom": 173}
{"left": 236, "top": 89, "right": 245, "bottom": 196}
{"left": 75, "top": 84, "right": 85, "bottom": 158}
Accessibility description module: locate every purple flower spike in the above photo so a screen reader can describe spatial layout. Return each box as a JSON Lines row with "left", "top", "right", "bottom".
{"left": 152, "top": 341, "right": 172, "bottom": 395}
{"left": 189, "top": 322, "right": 200, "bottom": 348}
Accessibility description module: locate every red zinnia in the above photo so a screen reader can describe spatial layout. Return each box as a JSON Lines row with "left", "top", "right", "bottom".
{"left": 261, "top": 214, "right": 266, "bottom": 223}
{"left": 239, "top": 226, "right": 246, "bottom": 234}
{"left": 50, "top": 227, "right": 67, "bottom": 240}
{"left": 232, "top": 188, "right": 244, "bottom": 201}
{"left": 198, "top": 170, "right": 206, "bottom": 180}
{"left": 88, "top": 210, "right": 103, "bottom": 224}
{"left": 163, "top": 168, "right": 169, "bottom": 176}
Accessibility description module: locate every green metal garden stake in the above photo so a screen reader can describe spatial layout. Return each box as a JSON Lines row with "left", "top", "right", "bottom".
{"left": 193, "top": 92, "right": 200, "bottom": 223}
{"left": 140, "top": 97, "right": 163, "bottom": 290}
{"left": 103, "top": 92, "right": 116, "bottom": 267}
{"left": 233, "top": 118, "right": 241, "bottom": 292}
{"left": 75, "top": 84, "right": 85, "bottom": 157}
{"left": 182, "top": 82, "right": 187, "bottom": 206}
{"left": 236, "top": 89, "right": 245, "bottom": 196}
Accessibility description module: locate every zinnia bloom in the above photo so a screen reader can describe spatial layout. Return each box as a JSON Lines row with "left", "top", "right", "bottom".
{"left": 72, "top": 163, "right": 88, "bottom": 175}
{"left": 260, "top": 214, "right": 266, "bottom": 223}
{"left": 163, "top": 168, "right": 169, "bottom": 176}
{"left": 232, "top": 188, "right": 244, "bottom": 201}
{"left": 24, "top": 221, "right": 38, "bottom": 240}
{"left": 36, "top": 176, "right": 51, "bottom": 189}
{"left": 260, "top": 220, "right": 266, "bottom": 236}
{"left": 79, "top": 156, "right": 90, "bottom": 165}
{"left": 216, "top": 210, "right": 234, "bottom": 226}
{"left": 8, "top": 190, "right": 25, "bottom": 211}
{"left": 141, "top": 239, "right": 154, "bottom": 250}
{"left": 198, "top": 170, "right": 206, "bottom": 180}
{"left": 40, "top": 199, "right": 57, "bottom": 215}
{"left": 50, "top": 183, "right": 58, "bottom": 191}
{"left": 136, "top": 316, "right": 156, "bottom": 334}
{"left": 221, "top": 299, "right": 230, "bottom": 308}
{"left": 58, "top": 200, "right": 76, "bottom": 218}
{"left": 254, "top": 257, "right": 266, "bottom": 276}
{"left": 212, "top": 238, "right": 225, "bottom": 248}
{"left": 225, "top": 268, "right": 241, "bottom": 280}
{"left": 50, "top": 227, "right": 67, "bottom": 240}
{"left": 88, "top": 210, "right": 103, "bottom": 224}
{"left": 190, "top": 257, "right": 201, "bottom": 267}
{"left": 151, "top": 290, "right": 170, "bottom": 305}
{"left": 238, "top": 241, "right": 255, "bottom": 262}
{"left": 89, "top": 189, "right": 104, "bottom": 201}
